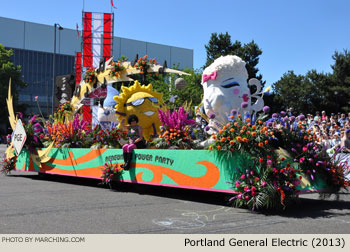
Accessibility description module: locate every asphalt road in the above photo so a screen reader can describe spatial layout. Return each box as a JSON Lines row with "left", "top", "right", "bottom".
{"left": 0, "top": 144, "right": 349, "bottom": 234}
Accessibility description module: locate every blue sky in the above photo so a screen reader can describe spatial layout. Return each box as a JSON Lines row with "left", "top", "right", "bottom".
{"left": 1, "top": 0, "right": 350, "bottom": 88}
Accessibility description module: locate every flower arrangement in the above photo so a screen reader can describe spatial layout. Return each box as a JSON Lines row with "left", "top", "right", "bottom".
{"left": 83, "top": 67, "right": 97, "bottom": 83}
{"left": 109, "top": 61, "right": 126, "bottom": 78}
{"left": 151, "top": 107, "right": 196, "bottom": 149}
{"left": 101, "top": 162, "right": 124, "bottom": 188}
{"left": 134, "top": 55, "right": 158, "bottom": 76}
{"left": 228, "top": 156, "right": 300, "bottom": 211}
{"left": 1, "top": 156, "right": 16, "bottom": 175}
{"left": 90, "top": 123, "right": 127, "bottom": 148}
{"left": 44, "top": 114, "right": 91, "bottom": 148}
{"left": 52, "top": 101, "right": 73, "bottom": 124}
{"left": 24, "top": 115, "right": 44, "bottom": 152}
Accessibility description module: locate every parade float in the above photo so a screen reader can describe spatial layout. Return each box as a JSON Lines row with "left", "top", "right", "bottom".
{"left": 2, "top": 53, "right": 349, "bottom": 212}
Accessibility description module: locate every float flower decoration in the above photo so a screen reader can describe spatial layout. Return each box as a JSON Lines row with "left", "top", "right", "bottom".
{"left": 51, "top": 101, "right": 73, "bottom": 124}
{"left": 208, "top": 109, "right": 272, "bottom": 158}
{"left": 83, "top": 67, "right": 97, "bottom": 84}
{"left": 134, "top": 55, "right": 157, "bottom": 76}
{"left": 228, "top": 155, "right": 300, "bottom": 211}
{"left": 109, "top": 60, "right": 126, "bottom": 78}
{"left": 100, "top": 162, "right": 124, "bottom": 188}
{"left": 151, "top": 107, "right": 196, "bottom": 149}
{"left": 1, "top": 156, "right": 16, "bottom": 175}
{"left": 264, "top": 112, "right": 347, "bottom": 190}
{"left": 90, "top": 123, "right": 127, "bottom": 149}
{"left": 24, "top": 115, "right": 44, "bottom": 152}
{"left": 45, "top": 114, "right": 91, "bottom": 148}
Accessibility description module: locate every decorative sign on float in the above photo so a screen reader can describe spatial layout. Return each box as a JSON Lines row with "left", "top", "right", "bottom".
{"left": 12, "top": 119, "right": 27, "bottom": 156}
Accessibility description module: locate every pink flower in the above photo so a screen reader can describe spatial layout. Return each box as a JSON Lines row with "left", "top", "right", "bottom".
{"left": 251, "top": 191, "right": 257, "bottom": 197}
{"left": 240, "top": 174, "right": 246, "bottom": 179}
{"left": 251, "top": 186, "right": 257, "bottom": 191}
{"left": 254, "top": 177, "right": 260, "bottom": 182}
{"left": 302, "top": 146, "right": 308, "bottom": 152}
{"left": 267, "top": 159, "right": 273, "bottom": 167}
{"left": 261, "top": 181, "right": 267, "bottom": 187}
{"left": 299, "top": 157, "right": 305, "bottom": 163}
{"left": 244, "top": 196, "right": 250, "bottom": 200}
{"left": 244, "top": 186, "right": 249, "bottom": 192}
{"left": 237, "top": 194, "right": 242, "bottom": 199}
{"left": 35, "top": 96, "right": 38, "bottom": 101}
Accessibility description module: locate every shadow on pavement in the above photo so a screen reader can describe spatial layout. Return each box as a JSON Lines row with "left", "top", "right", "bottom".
{"left": 6, "top": 173, "right": 349, "bottom": 217}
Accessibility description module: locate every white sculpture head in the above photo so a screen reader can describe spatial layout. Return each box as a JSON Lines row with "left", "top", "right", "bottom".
{"left": 201, "top": 55, "right": 252, "bottom": 124}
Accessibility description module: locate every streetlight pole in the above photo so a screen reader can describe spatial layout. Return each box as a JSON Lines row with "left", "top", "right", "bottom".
{"left": 52, "top": 23, "right": 63, "bottom": 115}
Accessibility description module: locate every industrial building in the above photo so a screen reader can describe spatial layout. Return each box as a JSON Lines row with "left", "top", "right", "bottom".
{"left": 0, "top": 16, "right": 193, "bottom": 120}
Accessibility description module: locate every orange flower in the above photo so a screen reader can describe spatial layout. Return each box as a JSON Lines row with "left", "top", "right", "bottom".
{"left": 227, "top": 136, "right": 231, "bottom": 140}
{"left": 226, "top": 123, "right": 230, "bottom": 127}
{"left": 251, "top": 131, "right": 257, "bottom": 137}
{"left": 252, "top": 125, "right": 256, "bottom": 130}
{"left": 234, "top": 122, "right": 238, "bottom": 126}
{"left": 258, "top": 120, "right": 263, "bottom": 124}
{"left": 242, "top": 137, "right": 249, "bottom": 143}
{"left": 209, "top": 146, "right": 213, "bottom": 150}
{"left": 236, "top": 136, "right": 242, "bottom": 142}
{"left": 264, "top": 140, "right": 269, "bottom": 145}
{"left": 220, "top": 137, "right": 226, "bottom": 142}
{"left": 223, "top": 126, "right": 227, "bottom": 130}
{"left": 229, "top": 140, "right": 234, "bottom": 145}
{"left": 237, "top": 114, "right": 241, "bottom": 118}
{"left": 217, "top": 145, "right": 221, "bottom": 150}
{"left": 246, "top": 118, "right": 251, "bottom": 122}
{"left": 219, "top": 130, "right": 223, "bottom": 134}
{"left": 247, "top": 123, "right": 251, "bottom": 127}
{"left": 258, "top": 142, "right": 264, "bottom": 147}
{"left": 229, "top": 115, "right": 234, "bottom": 119}
{"left": 212, "top": 134, "right": 216, "bottom": 139}
{"left": 240, "top": 130, "right": 244, "bottom": 134}
{"left": 230, "top": 128, "right": 235, "bottom": 132}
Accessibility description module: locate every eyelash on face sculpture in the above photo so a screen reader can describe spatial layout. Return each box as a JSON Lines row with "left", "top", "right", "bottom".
{"left": 221, "top": 81, "right": 240, "bottom": 88}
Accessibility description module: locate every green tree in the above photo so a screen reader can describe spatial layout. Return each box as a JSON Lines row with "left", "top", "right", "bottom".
{"left": 204, "top": 32, "right": 265, "bottom": 86}
{"left": 329, "top": 49, "right": 350, "bottom": 112}
{"left": 0, "top": 44, "right": 26, "bottom": 130}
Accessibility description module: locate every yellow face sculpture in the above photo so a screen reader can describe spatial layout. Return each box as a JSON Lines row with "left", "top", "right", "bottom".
{"left": 114, "top": 81, "right": 165, "bottom": 140}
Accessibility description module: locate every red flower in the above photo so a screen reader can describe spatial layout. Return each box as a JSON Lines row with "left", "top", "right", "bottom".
{"left": 259, "top": 158, "right": 263, "bottom": 163}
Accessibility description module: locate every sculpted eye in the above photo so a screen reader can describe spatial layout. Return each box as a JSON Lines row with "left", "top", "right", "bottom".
{"left": 221, "top": 82, "right": 240, "bottom": 88}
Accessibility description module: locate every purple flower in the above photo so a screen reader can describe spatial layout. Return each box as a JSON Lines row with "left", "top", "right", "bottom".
{"left": 308, "top": 158, "right": 313, "bottom": 163}
{"left": 267, "top": 159, "right": 273, "bottom": 166}
{"left": 289, "top": 116, "right": 296, "bottom": 122}
{"left": 267, "top": 122, "right": 273, "bottom": 127}
{"left": 298, "top": 114, "right": 305, "bottom": 121}
{"left": 208, "top": 112, "right": 216, "bottom": 119}
{"left": 280, "top": 111, "right": 286, "bottom": 117}
{"left": 204, "top": 125, "right": 210, "bottom": 131}
{"left": 241, "top": 102, "right": 248, "bottom": 109}
{"left": 231, "top": 109, "right": 237, "bottom": 116}
{"left": 291, "top": 148, "right": 296, "bottom": 152}
{"left": 272, "top": 113, "right": 278, "bottom": 118}
{"left": 283, "top": 116, "right": 289, "bottom": 122}
{"left": 262, "top": 106, "right": 270, "bottom": 113}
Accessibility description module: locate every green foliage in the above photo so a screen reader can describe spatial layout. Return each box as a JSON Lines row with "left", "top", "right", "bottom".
{"left": 273, "top": 49, "right": 350, "bottom": 114}
{"left": 204, "top": 32, "right": 265, "bottom": 87}
{"left": 0, "top": 44, "right": 26, "bottom": 129}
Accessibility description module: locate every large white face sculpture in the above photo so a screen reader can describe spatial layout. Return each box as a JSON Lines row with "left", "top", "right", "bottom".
{"left": 201, "top": 55, "right": 264, "bottom": 125}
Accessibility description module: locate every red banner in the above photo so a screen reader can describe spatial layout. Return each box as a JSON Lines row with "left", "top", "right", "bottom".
{"left": 83, "top": 12, "right": 92, "bottom": 67}
{"left": 75, "top": 52, "right": 82, "bottom": 85}
{"left": 103, "top": 13, "right": 112, "bottom": 59}
{"left": 82, "top": 105, "right": 92, "bottom": 124}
